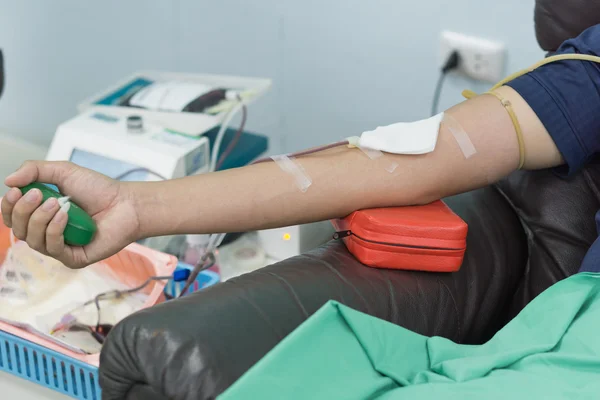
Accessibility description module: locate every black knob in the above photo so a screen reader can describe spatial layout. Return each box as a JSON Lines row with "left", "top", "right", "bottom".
{"left": 126, "top": 115, "right": 143, "bottom": 133}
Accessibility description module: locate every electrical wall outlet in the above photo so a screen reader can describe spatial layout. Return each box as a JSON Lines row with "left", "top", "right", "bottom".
{"left": 439, "top": 31, "right": 506, "bottom": 83}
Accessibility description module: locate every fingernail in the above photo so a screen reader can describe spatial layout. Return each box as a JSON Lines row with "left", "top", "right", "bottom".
{"left": 54, "top": 208, "right": 68, "bottom": 224}
{"left": 24, "top": 189, "right": 40, "bottom": 203}
{"left": 5, "top": 172, "right": 17, "bottom": 181}
{"left": 56, "top": 202, "right": 71, "bottom": 221}
{"left": 6, "top": 188, "right": 20, "bottom": 203}
{"left": 42, "top": 198, "right": 58, "bottom": 211}
{"left": 60, "top": 202, "right": 71, "bottom": 213}
{"left": 57, "top": 196, "right": 70, "bottom": 207}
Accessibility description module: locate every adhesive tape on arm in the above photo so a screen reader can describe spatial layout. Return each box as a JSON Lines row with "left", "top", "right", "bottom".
{"left": 358, "top": 113, "right": 444, "bottom": 155}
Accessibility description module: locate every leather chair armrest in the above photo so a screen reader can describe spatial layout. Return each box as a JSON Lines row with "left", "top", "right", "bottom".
{"left": 99, "top": 187, "right": 526, "bottom": 400}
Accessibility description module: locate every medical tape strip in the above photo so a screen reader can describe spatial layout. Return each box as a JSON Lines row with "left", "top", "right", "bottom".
{"left": 346, "top": 136, "right": 399, "bottom": 173}
{"left": 271, "top": 155, "right": 312, "bottom": 192}
{"left": 442, "top": 113, "right": 477, "bottom": 159}
{"left": 359, "top": 146, "right": 399, "bottom": 173}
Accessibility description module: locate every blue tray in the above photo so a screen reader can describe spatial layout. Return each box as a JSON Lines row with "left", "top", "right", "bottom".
{"left": 0, "top": 332, "right": 100, "bottom": 399}
{"left": 0, "top": 262, "right": 219, "bottom": 399}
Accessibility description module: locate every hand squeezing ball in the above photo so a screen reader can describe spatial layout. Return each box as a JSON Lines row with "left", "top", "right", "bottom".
{"left": 19, "top": 183, "right": 97, "bottom": 246}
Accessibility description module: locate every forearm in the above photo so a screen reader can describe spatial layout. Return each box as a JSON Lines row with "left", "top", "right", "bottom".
{"left": 132, "top": 86, "right": 561, "bottom": 238}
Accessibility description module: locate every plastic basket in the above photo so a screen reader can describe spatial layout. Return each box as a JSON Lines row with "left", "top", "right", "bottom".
{"left": 0, "top": 217, "right": 220, "bottom": 399}
{"left": 0, "top": 220, "right": 178, "bottom": 367}
{"left": 0, "top": 216, "right": 177, "bottom": 398}
{"left": 0, "top": 330, "right": 101, "bottom": 399}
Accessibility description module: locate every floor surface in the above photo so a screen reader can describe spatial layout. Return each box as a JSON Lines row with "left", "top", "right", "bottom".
{"left": 1, "top": 371, "right": 71, "bottom": 399}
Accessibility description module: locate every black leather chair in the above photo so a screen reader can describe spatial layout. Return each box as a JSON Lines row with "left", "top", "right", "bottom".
{"left": 98, "top": 2, "right": 600, "bottom": 399}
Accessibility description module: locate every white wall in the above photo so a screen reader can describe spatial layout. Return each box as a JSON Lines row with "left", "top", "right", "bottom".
{"left": 0, "top": 0, "right": 543, "bottom": 154}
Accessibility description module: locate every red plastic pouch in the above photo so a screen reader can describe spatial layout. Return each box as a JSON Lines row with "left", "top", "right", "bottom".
{"left": 331, "top": 200, "right": 468, "bottom": 272}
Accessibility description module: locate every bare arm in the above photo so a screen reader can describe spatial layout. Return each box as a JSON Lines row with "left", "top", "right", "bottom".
{"left": 0, "top": 85, "right": 563, "bottom": 268}
{"left": 6, "top": 26, "right": 599, "bottom": 270}
{"left": 132, "top": 86, "right": 562, "bottom": 239}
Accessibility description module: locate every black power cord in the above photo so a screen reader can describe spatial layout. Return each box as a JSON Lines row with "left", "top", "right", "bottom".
{"left": 431, "top": 50, "right": 461, "bottom": 117}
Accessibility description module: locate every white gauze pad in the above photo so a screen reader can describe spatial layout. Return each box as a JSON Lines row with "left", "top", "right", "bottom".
{"left": 358, "top": 113, "right": 444, "bottom": 155}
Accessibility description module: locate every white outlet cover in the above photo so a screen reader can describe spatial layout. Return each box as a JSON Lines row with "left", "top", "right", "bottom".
{"left": 439, "top": 31, "right": 506, "bottom": 83}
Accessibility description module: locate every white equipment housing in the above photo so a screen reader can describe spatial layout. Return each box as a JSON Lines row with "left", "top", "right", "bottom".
{"left": 47, "top": 106, "right": 210, "bottom": 181}
{"left": 47, "top": 71, "right": 272, "bottom": 181}
{"left": 78, "top": 70, "right": 272, "bottom": 137}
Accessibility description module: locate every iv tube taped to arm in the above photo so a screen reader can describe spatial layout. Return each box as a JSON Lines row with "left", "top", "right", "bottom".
{"left": 357, "top": 146, "right": 399, "bottom": 173}
{"left": 346, "top": 136, "right": 399, "bottom": 173}
{"left": 253, "top": 111, "right": 478, "bottom": 174}
{"left": 250, "top": 112, "right": 450, "bottom": 172}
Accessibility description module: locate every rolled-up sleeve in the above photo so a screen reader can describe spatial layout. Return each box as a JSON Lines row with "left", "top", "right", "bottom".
{"left": 506, "top": 24, "right": 600, "bottom": 175}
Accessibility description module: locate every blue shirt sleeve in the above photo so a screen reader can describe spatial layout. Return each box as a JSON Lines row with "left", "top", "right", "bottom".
{"left": 506, "top": 24, "right": 600, "bottom": 175}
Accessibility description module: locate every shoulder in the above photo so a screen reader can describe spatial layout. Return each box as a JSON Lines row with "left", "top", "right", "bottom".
{"left": 558, "top": 24, "right": 600, "bottom": 54}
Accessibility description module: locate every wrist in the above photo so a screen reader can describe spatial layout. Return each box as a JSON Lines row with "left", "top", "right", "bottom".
{"left": 125, "top": 180, "right": 179, "bottom": 240}
{"left": 120, "top": 181, "right": 149, "bottom": 241}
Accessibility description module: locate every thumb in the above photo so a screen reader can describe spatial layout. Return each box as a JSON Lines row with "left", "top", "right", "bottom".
{"left": 4, "top": 160, "right": 76, "bottom": 189}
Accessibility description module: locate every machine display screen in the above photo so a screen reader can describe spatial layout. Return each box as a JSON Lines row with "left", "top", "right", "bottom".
{"left": 69, "top": 149, "right": 153, "bottom": 182}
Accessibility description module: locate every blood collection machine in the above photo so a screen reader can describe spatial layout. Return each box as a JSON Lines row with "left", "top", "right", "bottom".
{"left": 44, "top": 71, "right": 332, "bottom": 259}
{"left": 47, "top": 71, "right": 273, "bottom": 180}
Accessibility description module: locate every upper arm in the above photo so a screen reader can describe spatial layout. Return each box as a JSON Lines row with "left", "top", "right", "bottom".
{"left": 506, "top": 23, "right": 600, "bottom": 175}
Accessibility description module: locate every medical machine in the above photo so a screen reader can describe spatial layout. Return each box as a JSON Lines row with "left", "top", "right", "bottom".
{"left": 47, "top": 106, "right": 211, "bottom": 181}
{"left": 47, "top": 71, "right": 272, "bottom": 181}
